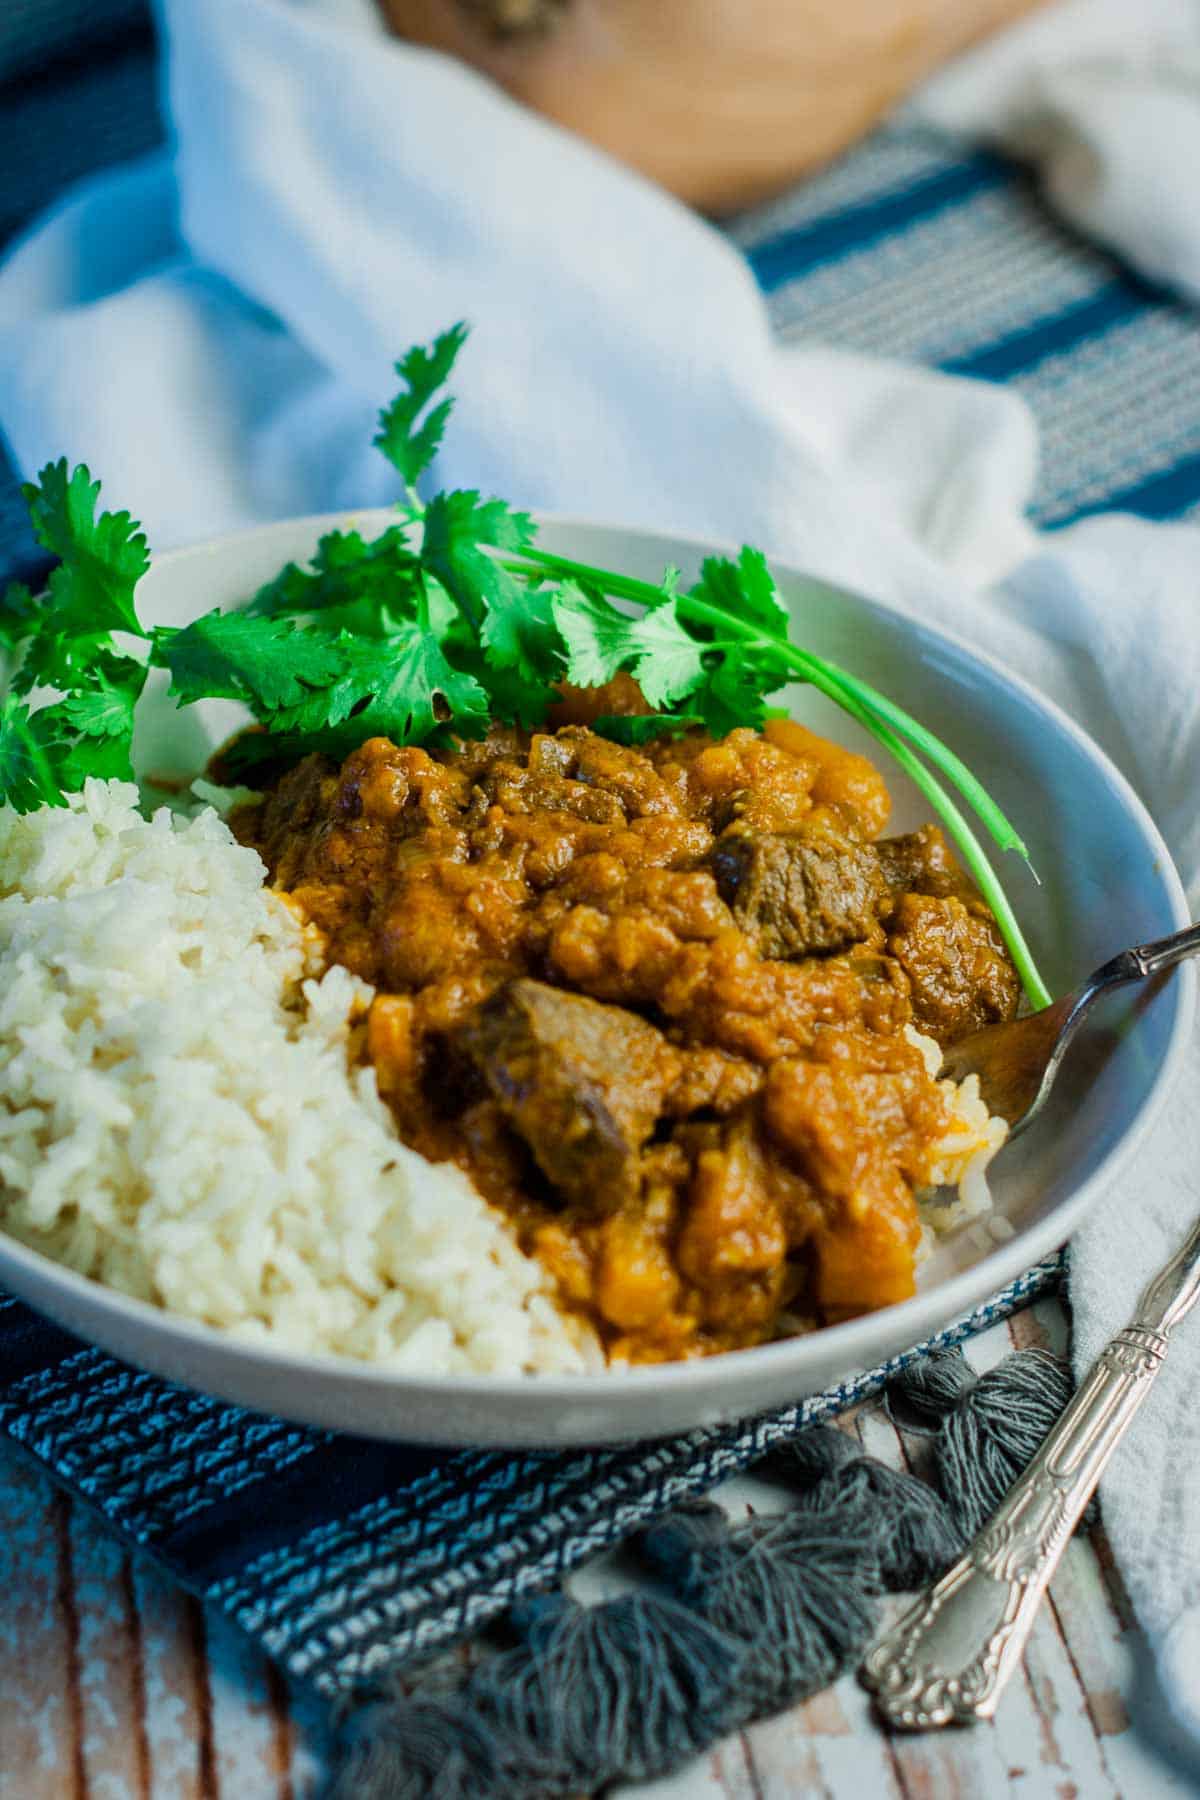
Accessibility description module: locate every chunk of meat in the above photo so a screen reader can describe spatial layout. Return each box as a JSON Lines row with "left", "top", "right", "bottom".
{"left": 887, "top": 892, "right": 1021, "bottom": 1042}
{"left": 665, "top": 1047, "right": 764, "bottom": 1117}
{"left": 459, "top": 979, "right": 681, "bottom": 1213}
{"left": 877, "top": 824, "right": 974, "bottom": 901}
{"left": 709, "top": 814, "right": 888, "bottom": 959}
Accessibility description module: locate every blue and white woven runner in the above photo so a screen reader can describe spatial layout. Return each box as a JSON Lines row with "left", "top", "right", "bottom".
{"left": 2, "top": 32, "right": 1199, "bottom": 1707}
{"left": 0, "top": 1260, "right": 1061, "bottom": 1696}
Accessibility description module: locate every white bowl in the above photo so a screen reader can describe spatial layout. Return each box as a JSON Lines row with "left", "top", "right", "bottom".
{"left": 0, "top": 512, "right": 1193, "bottom": 1445}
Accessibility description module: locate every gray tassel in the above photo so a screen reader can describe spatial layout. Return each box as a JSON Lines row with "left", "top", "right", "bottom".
{"left": 760, "top": 1422, "right": 863, "bottom": 1488}
{"left": 885, "top": 1344, "right": 976, "bottom": 1433}
{"left": 933, "top": 1347, "right": 1074, "bottom": 1536}
{"left": 638, "top": 1499, "right": 881, "bottom": 1713}
{"left": 765, "top": 1427, "right": 964, "bottom": 1591}
{"left": 328, "top": 1691, "right": 526, "bottom": 1800}
{"left": 470, "top": 1590, "right": 746, "bottom": 1787}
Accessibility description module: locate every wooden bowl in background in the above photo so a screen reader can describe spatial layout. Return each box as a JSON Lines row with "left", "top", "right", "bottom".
{"left": 379, "top": 0, "right": 1049, "bottom": 212}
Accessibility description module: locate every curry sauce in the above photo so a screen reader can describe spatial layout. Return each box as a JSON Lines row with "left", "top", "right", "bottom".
{"left": 238, "top": 716, "right": 1019, "bottom": 1362}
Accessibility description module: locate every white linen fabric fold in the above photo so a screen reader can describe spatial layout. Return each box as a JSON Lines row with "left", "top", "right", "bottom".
{"left": 914, "top": 0, "right": 1200, "bottom": 301}
{"left": 0, "top": 0, "right": 1198, "bottom": 1751}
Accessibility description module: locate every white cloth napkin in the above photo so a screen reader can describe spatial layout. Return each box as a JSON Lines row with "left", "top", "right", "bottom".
{"left": 1, "top": 0, "right": 1199, "bottom": 1749}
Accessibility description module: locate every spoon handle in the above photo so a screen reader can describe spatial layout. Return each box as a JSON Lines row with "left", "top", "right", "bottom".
{"left": 860, "top": 1211, "right": 1200, "bottom": 1729}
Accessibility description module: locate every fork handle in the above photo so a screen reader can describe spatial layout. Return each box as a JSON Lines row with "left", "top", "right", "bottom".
{"left": 1100, "top": 920, "right": 1200, "bottom": 989}
{"left": 860, "top": 1212, "right": 1200, "bottom": 1729}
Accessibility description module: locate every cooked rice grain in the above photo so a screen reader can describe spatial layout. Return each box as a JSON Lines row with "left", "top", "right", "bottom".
{"left": 0, "top": 782, "right": 600, "bottom": 1375}
{"left": 907, "top": 1024, "right": 1009, "bottom": 1238}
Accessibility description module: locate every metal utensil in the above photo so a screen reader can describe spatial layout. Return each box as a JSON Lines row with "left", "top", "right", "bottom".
{"left": 860, "top": 1206, "right": 1200, "bottom": 1728}
{"left": 940, "top": 921, "right": 1200, "bottom": 1137}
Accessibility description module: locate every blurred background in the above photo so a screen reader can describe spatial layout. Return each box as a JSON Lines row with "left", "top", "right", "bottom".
{"left": 3, "top": 0, "right": 1200, "bottom": 588}
{"left": 1, "top": 2, "right": 161, "bottom": 576}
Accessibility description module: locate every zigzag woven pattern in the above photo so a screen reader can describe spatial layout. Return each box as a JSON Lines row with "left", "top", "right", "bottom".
{"left": 0, "top": 1260, "right": 1062, "bottom": 1695}
{"left": 733, "top": 126, "right": 1200, "bottom": 527}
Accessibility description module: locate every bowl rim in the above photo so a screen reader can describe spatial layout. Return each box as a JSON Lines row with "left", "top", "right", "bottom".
{"left": 1, "top": 506, "right": 1194, "bottom": 1404}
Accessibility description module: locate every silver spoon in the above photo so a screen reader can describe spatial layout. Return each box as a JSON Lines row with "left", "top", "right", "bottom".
{"left": 939, "top": 921, "right": 1200, "bottom": 1136}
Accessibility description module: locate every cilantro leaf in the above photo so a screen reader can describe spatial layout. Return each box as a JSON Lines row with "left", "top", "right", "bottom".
{"left": 246, "top": 527, "right": 420, "bottom": 622}
{"left": 421, "top": 489, "right": 539, "bottom": 652}
{"left": 550, "top": 582, "right": 632, "bottom": 688}
{"left": 687, "top": 653, "right": 772, "bottom": 737}
{"left": 34, "top": 700, "right": 136, "bottom": 789}
{"left": 350, "top": 625, "right": 490, "bottom": 744}
{"left": 479, "top": 579, "right": 561, "bottom": 688}
{"left": 22, "top": 461, "right": 149, "bottom": 637}
{"left": 447, "top": 635, "right": 559, "bottom": 731}
{"left": 155, "top": 612, "right": 348, "bottom": 714}
{"left": 689, "top": 547, "right": 788, "bottom": 640}
{"left": 374, "top": 324, "right": 469, "bottom": 490}
{"left": 551, "top": 584, "right": 704, "bottom": 708}
{"left": 58, "top": 653, "right": 146, "bottom": 739}
{"left": 624, "top": 598, "right": 706, "bottom": 709}
{"left": 0, "top": 693, "right": 63, "bottom": 813}
{"left": 242, "top": 624, "right": 491, "bottom": 755}
{"left": 1, "top": 582, "right": 42, "bottom": 658}
{"left": 266, "top": 632, "right": 402, "bottom": 735}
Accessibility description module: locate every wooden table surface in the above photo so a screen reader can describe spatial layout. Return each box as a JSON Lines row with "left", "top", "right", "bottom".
{"left": 3, "top": 1292, "right": 1198, "bottom": 1800}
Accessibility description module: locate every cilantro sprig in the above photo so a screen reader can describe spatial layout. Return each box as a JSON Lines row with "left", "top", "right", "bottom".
{"left": 0, "top": 324, "right": 1049, "bottom": 1006}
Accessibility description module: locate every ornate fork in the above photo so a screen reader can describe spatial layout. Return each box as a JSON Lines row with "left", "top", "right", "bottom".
{"left": 939, "top": 921, "right": 1200, "bottom": 1137}
{"left": 860, "top": 1209, "right": 1200, "bottom": 1728}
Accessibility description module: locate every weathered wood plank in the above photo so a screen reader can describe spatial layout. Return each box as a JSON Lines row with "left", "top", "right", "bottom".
{"left": 1018, "top": 1588, "right": 1118, "bottom": 1796}
{"left": 748, "top": 1673, "right": 904, "bottom": 1800}
{"left": 67, "top": 1510, "right": 150, "bottom": 1799}
{"left": 205, "top": 1608, "right": 292, "bottom": 1799}
{"left": 0, "top": 1449, "right": 80, "bottom": 1798}
{"left": 132, "top": 1563, "right": 212, "bottom": 1800}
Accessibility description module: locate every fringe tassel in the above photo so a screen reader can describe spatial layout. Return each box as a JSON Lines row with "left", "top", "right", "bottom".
{"left": 327, "top": 1344, "right": 1074, "bottom": 1797}
{"left": 764, "top": 1424, "right": 965, "bottom": 1590}
{"left": 474, "top": 1590, "right": 745, "bottom": 1785}
{"left": 329, "top": 1692, "right": 522, "bottom": 1800}
{"left": 636, "top": 1499, "right": 881, "bottom": 1713}
{"left": 887, "top": 1343, "right": 1075, "bottom": 1536}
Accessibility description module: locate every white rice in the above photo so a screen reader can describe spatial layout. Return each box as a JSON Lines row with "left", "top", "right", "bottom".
{"left": 0, "top": 781, "right": 600, "bottom": 1376}
{"left": 907, "top": 1024, "right": 1009, "bottom": 1252}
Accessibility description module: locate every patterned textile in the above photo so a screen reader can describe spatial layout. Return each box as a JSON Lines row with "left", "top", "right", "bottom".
{"left": 0, "top": 1260, "right": 1061, "bottom": 1696}
{"left": 0, "top": 28, "right": 1194, "bottom": 1711}
{"left": 732, "top": 130, "right": 1200, "bottom": 528}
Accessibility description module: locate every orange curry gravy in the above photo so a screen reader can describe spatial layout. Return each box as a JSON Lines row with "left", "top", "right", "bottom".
{"left": 237, "top": 714, "right": 1020, "bottom": 1363}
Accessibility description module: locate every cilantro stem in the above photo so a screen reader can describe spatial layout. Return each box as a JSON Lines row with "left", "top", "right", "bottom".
{"left": 505, "top": 549, "right": 663, "bottom": 611}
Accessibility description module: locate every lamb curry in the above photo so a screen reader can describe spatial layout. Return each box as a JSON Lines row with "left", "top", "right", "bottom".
{"left": 239, "top": 711, "right": 1020, "bottom": 1363}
